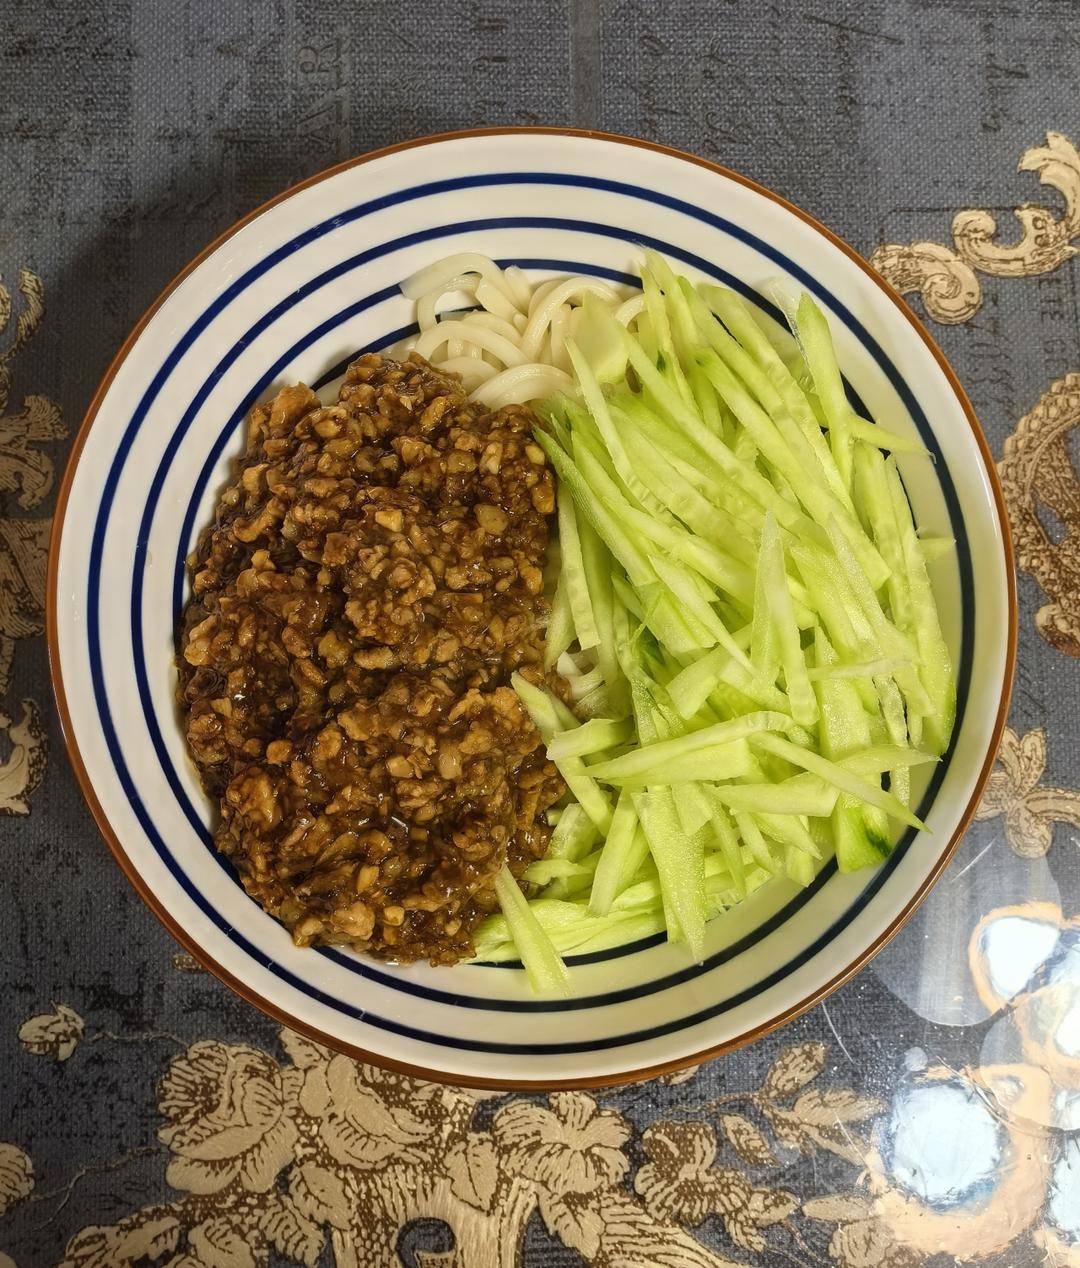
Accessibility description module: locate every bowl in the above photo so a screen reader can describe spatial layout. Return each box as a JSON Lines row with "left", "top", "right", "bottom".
{"left": 47, "top": 128, "right": 1016, "bottom": 1088}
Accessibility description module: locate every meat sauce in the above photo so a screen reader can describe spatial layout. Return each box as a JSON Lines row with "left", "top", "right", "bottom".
{"left": 178, "top": 353, "right": 563, "bottom": 965}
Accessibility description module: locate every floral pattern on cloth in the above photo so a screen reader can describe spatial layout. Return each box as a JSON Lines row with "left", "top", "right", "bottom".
{"left": 975, "top": 727, "right": 1080, "bottom": 857}
{"left": 1, "top": 1000, "right": 1077, "bottom": 1268}
{"left": 0, "top": 268, "right": 62, "bottom": 815}
{"left": 871, "top": 131, "right": 1080, "bottom": 325}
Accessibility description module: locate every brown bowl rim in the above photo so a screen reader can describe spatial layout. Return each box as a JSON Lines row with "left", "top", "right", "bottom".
{"left": 46, "top": 125, "right": 1018, "bottom": 1090}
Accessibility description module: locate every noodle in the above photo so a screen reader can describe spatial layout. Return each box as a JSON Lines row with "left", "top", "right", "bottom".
{"left": 401, "top": 254, "right": 633, "bottom": 410}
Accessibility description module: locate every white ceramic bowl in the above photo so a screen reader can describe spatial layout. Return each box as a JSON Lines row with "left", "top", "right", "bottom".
{"left": 48, "top": 129, "right": 1015, "bottom": 1088}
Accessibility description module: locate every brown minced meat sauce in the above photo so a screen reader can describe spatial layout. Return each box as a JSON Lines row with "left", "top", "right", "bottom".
{"left": 177, "top": 352, "right": 564, "bottom": 965}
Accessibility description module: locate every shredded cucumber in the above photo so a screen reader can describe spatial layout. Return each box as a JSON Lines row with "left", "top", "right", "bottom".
{"left": 494, "top": 866, "right": 570, "bottom": 994}
{"left": 469, "top": 254, "right": 955, "bottom": 989}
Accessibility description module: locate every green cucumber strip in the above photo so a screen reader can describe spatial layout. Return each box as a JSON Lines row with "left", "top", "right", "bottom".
{"left": 494, "top": 866, "right": 570, "bottom": 994}
{"left": 633, "top": 788, "right": 706, "bottom": 958}
{"left": 854, "top": 442, "right": 911, "bottom": 632}
{"left": 691, "top": 317, "right": 851, "bottom": 504}
{"left": 523, "top": 856, "right": 598, "bottom": 886}
{"left": 567, "top": 339, "right": 670, "bottom": 520}
{"left": 588, "top": 790, "right": 640, "bottom": 915}
{"left": 667, "top": 648, "right": 729, "bottom": 719}
{"left": 578, "top": 513, "right": 626, "bottom": 709}
{"left": 833, "top": 799, "right": 887, "bottom": 873}
{"left": 891, "top": 765, "right": 912, "bottom": 809}
{"left": 824, "top": 518, "right": 921, "bottom": 669}
{"left": 695, "top": 348, "right": 859, "bottom": 537}
{"left": 674, "top": 781, "right": 714, "bottom": 841}
{"left": 568, "top": 910, "right": 670, "bottom": 956}
{"left": 534, "top": 430, "right": 653, "bottom": 585}
{"left": 475, "top": 899, "right": 665, "bottom": 962}
{"left": 610, "top": 847, "right": 730, "bottom": 918}
{"left": 884, "top": 457, "right": 956, "bottom": 754}
{"left": 709, "top": 802, "right": 748, "bottom": 898}
{"left": 547, "top": 717, "right": 634, "bottom": 760}
{"left": 753, "top": 811, "right": 821, "bottom": 859}
{"left": 682, "top": 279, "right": 852, "bottom": 507}
{"left": 917, "top": 534, "right": 955, "bottom": 563}
{"left": 875, "top": 674, "right": 910, "bottom": 747}
{"left": 545, "top": 802, "right": 601, "bottom": 861}
{"left": 544, "top": 568, "right": 575, "bottom": 670}
{"left": 785, "top": 844, "right": 816, "bottom": 886}
{"left": 641, "top": 260, "right": 696, "bottom": 409}
{"left": 697, "top": 344, "right": 888, "bottom": 590}
{"left": 611, "top": 849, "right": 691, "bottom": 912}
{"left": 758, "top": 514, "right": 818, "bottom": 727}
{"left": 621, "top": 427, "right": 758, "bottom": 568}
{"left": 556, "top": 484, "right": 600, "bottom": 650}
{"left": 792, "top": 545, "right": 879, "bottom": 713}
{"left": 842, "top": 746, "right": 936, "bottom": 777}
{"left": 511, "top": 674, "right": 614, "bottom": 834}
{"left": 792, "top": 293, "right": 855, "bottom": 493}
{"left": 688, "top": 360, "right": 725, "bottom": 435}
{"left": 699, "top": 285, "right": 851, "bottom": 499}
{"left": 537, "top": 396, "right": 574, "bottom": 452}
{"left": 814, "top": 629, "right": 875, "bottom": 766}
{"left": 620, "top": 328, "right": 817, "bottom": 533}
{"left": 844, "top": 414, "right": 927, "bottom": 455}
{"left": 750, "top": 732, "right": 926, "bottom": 830}
{"left": 587, "top": 711, "right": 794, "bottom": 781}
{"left": 862, "top": 802, "right": 893, "bottom": 855}
{"left": 821, "top": 521, "right": 930, "bottom": 719}
{"left": 575, "top": 681, "right": 629, "bottom": 720}
{"left": 668, "top": 647, "right": 787, "bottom": 719}
{"left": 676, "top": 781, "right": 717, "bottom": 837}
{"left": 750, "top": 527, "right": 781, "bottom": 685}
{"left": 649, "top": 554, "right": 741, "bottom": 657}
{"left": 791, "top": 546, "right": 868, "bottom": 659}
{"left": 733, "top": 810, "right": 783, "bottom": 874}
{"left": 590, "top": 740, "right": 755, "bottom": 787}
{"left": 707, "top": 775, "right": 839, "bottom": 817}
{"left": 807, "top": 658, "right": 910, "bottom": 681}
{"left": 572, "top": 293, "right": 630, "bottom": 384}
{"left": 613, "top": 388, "right": 722, "bottom": 474}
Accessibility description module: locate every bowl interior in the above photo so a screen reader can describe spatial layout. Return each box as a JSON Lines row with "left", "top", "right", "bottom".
{"left": 51, "top": 131, "right": 1012, "bottom": 1086}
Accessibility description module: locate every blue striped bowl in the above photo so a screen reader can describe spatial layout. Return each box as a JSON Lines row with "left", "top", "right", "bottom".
{"left": 48, "top": 129, "right": 1015, "bottom": 1087}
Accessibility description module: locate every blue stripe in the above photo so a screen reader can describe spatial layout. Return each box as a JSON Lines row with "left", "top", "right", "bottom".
{"left": 87, "top": 171, "right": 974, "bottom": 1052}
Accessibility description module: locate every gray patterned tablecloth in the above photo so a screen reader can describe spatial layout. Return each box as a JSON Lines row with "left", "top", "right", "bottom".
{"left": 3, "top": 3, "right": 1080, "bottom": 1265}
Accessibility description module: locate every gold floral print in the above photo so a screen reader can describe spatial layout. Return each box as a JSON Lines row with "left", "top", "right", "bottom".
{"left": 17, "top": 1002, "right": 85, "bottom": 1061}
{"left": 0, "top": 267, "right": 64, "bottom": 815}
{"left": 0, "top": 1018, "right": 1065, "bottom": 1268}
{"left": 802, "top": 1195, "right": 919, "bottom": 1268}
{"left": 158, "top": 1041, "right": 303, "bottom": 1195}
{"left": 999, "top": 373, "right": 1080, "bottom": 657}
{"left": 634, "top": 1119, "right": 796, "bottom": 1252}
{"left": 871, "top": 131, "right": 1080, "bottom": 323}
{"left": 703, "top": 1041, "right": 882, "bottom": 1167}
{"left": 975, "top": 726, "right": 1080, "bottom": 856}
{"left": 0, "top": 1145, "right": 33, "bottom": 1217}
{"left": 60, "top": 1214, "right": 182, "bottom": 1268}
{"left": 494, "top": 1091, "right": 629, "bottom": 1195}
{"left": 43, "top": 1030, "right": 771, "bottom": 1267}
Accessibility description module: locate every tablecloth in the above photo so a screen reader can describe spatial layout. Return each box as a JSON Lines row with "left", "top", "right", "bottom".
{"left": 2, "top": 2, "right": 1080, "bottom": 1264}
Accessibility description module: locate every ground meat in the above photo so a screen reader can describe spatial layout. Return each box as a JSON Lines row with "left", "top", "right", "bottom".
{"left": 177, "top": 353, "right": 564, "bottom": 965}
